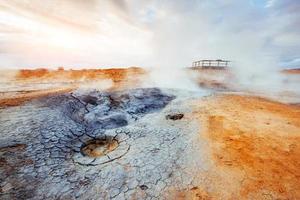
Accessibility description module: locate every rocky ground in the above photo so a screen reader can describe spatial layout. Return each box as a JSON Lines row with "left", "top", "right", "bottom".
{"left": 0, "top": 69, "right": 300, "bottom": 200}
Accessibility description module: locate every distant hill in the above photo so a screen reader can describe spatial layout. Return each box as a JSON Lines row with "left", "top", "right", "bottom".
{"left": 282, "top": 68, "right": 300, "bottom": 74}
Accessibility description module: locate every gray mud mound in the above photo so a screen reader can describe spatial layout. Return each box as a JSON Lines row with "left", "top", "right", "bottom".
{"left": 0, "top": 88, "right": 207, "bottom": 200}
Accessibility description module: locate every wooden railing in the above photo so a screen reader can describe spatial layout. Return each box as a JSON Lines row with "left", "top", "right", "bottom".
{"left": 192, "top": 59, "right": 230, "bottom": 69}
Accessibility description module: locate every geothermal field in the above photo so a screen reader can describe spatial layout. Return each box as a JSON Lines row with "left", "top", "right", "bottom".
{"left": 1, "top": 0, "right": 299, "bottom": 199}
{"left": 0, "top": 67, "right": 299, "bottom": 199}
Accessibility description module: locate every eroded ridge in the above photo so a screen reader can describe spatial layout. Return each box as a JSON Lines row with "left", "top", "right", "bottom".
{"left": 2, "top": 88, "right": 205, "bottom": 200}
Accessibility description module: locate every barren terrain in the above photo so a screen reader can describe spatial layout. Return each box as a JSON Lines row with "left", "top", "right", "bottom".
{"left": 0, "top": 68, "right": 299, "bottom": 200}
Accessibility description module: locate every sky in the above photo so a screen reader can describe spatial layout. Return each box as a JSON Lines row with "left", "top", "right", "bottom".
{"left": 0, "top": 0, "right": 299, "bottom": 69}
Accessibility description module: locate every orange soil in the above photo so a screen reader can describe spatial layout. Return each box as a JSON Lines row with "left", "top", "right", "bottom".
{"left": 16, "top": 67, "right": 146, "bottom": 83}
{"left": 0, "top": 87, "right": 74, "bottom": 107}
{"left": 191, "top": 95, "right": 300, "bottom": 199}
{"left": 15, "top": 67, "right": 146, "bottom": 92}
{"left": 166, "top": 186, "right": 212, "bottom": 200}
{"left": 282, "top": 68, "right": 300, "bottom": 74}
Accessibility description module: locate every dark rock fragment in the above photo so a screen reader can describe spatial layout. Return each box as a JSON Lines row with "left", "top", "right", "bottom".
{"left": 166, "top": 113, "right": 184, "bottom": 120}
{"left": 82, "top": 95, "right": 98, "bottom": 105}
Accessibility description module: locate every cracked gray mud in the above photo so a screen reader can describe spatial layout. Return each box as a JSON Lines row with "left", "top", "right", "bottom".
{"left": 0, "top": 88, "right": 205, "bottom": 200}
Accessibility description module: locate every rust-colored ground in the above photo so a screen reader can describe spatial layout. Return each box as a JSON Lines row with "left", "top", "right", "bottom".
{"left": 191, "top": 95, "right": 300, "bottom": 199}
{"left": 16, "top": 67, "right": 145, "bottom": 83}
{"left": 0, "top": 87, "right": 74, "bottom": 107}
{"left": 166, "top": 186, "right": 212, "bottom": 200}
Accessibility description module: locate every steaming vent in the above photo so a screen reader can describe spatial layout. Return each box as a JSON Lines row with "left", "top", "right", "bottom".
{"left": 192, "top": 59, "right": 230, "bottom": 70}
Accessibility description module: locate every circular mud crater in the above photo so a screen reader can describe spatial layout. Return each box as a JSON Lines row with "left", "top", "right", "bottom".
{"left": 73, "top": 134, "right": 130, "bottom": 166}
{"left": 81, "top": 138, "right": 119, "bottom": 158}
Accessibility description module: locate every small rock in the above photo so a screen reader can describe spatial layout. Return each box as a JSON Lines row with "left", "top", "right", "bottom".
{"left": 165, "top": 113, "right": 184, "bottom": 120}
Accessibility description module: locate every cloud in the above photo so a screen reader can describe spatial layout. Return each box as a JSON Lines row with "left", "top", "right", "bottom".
{"left": 265, "top": 0, "right": 276, "bottom": 8}
{"left": 0, "top": 0, "right": 299, "bottom": 69}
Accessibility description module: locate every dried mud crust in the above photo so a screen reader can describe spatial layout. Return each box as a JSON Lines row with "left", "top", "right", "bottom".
{"left": 191, "top": 95, "right": 300, "bottom": 199}
{"left": 0, "top": 88, "right": 205, "bottom": 200}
